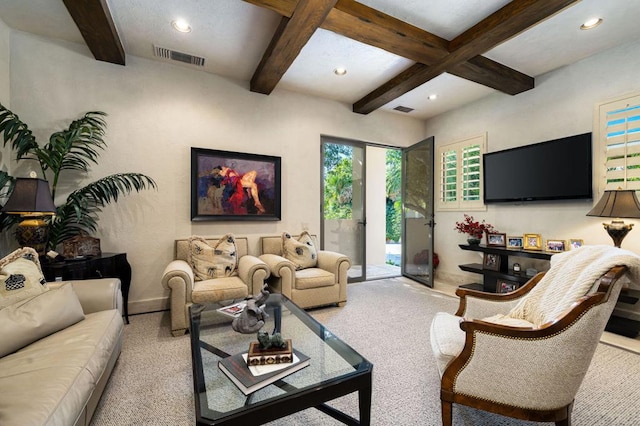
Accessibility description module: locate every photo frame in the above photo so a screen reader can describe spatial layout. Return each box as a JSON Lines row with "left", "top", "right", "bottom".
{"left": 482, "top": 253, "right": 501, "bottom": 271}
{"left": 191, "top": 148, "right": 281, "bottom": 221}
{"left": 487, "top": 232, "right": 507, "bottom": 247}
{"left": 569, "top": 239, "right": 584, "bottom": 249}
{"left": 497, "top": 279, "right": 519, "bottom": 293}
{"left": 507, "top": 236, "right": 523, "bottom": 249}
{"left": 545, "top": 239, "right": 566, "bottom": 252}
{"left": 523, "top": 233, "right": 542, "bottom": 250}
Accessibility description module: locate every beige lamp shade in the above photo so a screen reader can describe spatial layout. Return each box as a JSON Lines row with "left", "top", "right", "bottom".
{"left": 586, "top": 189, "right": 640, "bottom": 219}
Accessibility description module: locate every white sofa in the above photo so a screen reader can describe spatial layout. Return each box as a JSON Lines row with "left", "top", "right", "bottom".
{"left": 0, "top": 278, "right": 123, "bottom": 426}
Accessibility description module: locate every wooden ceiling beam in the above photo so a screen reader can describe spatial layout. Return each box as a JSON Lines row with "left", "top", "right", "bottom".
{"left": 250, "top": 0, "right": 338, "bottom": 94}
{"left": 244, "top": 0, "right": 535, "bottom": 103}
{"left": 353, "top": 0, "right": 579, "bottom": 114}
{"left": 326, "top": 0, "right": 534, "bottom": 96}
{"left": 449, "top": 56, "right": 534, "bottom": 95}
{"left": 62, "top": 0, "right": 125, "bottom": 65}
{"left": 325, "top": 0, "right": 449, "bottom": 64}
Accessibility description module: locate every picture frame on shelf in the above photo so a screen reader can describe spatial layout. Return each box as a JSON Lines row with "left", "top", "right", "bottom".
{"left": 569, "top": 239, "right": 584, "bottom": 249}
{"left": 507, "top": 236, "right": 524, "bottom": 249}
{"left": 482, "top": 253, "right": 501, "bottom": 271}
{"left": 487, "top": 232, "right": 507, "bottom": 247}
{"left": 546, "top": 239, "right": 566, "bottom": 252}
{"left": 497, "top": 279, "right": 519, "bottom": 293}
{"left": 524, "top": 233, "right": 542, "bottom": 250}
{"left": 191, "top": 147, "right": 281, "bottom": 221}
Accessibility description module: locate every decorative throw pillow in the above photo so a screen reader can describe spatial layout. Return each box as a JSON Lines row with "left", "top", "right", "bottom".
{"left": 188, "top": 234, "right": 238, "bottom": 281}
{"left": 282, "top": 231, "right": 318, "bottom": 270}
{"left": 0, "top": 247, "right": 48, "bottom": 310}
{"left": 0, "top": 282, "right": 85, "bottom": 357}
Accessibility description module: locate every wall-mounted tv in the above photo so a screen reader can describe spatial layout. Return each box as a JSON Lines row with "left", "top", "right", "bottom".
{"left": 483, "top": 132, "right": 592, "bottom": 203}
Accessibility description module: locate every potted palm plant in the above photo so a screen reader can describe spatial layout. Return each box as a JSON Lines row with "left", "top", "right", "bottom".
{"left": 0, "top": 104, "right": 156, "bottom": 252}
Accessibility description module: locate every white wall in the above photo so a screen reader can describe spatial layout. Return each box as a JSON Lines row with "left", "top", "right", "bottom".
{"left": 0, "top": 19, "right": 9, "bottom": 105}
{"left": 3, "top": 31, "right": 425, "bottom": 313}
{"left": 427, "top": 39, "right": 640, "bottom": 286}
{"left": 0, "top": 19, "right": 12, "bottom": 250}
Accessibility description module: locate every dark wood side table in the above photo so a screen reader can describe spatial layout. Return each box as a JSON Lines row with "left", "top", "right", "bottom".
{"left": 41, "top": 252, "right": 132, "bottom": 324}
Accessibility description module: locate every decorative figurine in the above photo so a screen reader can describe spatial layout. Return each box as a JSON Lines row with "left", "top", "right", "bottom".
{"left": 231, "top": 284, "right": 270, "bottom": 334}
{"left": 256, "top": 331, "right": 287, "bottom": 350}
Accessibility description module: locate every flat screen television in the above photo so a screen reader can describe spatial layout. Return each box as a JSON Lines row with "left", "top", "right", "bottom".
{"left": 483, "top": 132, "right": 592, "bottom": 203}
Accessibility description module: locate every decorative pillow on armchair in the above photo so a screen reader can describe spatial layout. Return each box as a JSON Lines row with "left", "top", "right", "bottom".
{"left": 282, "top": 231, "right": 318, "bottom": 270}
{"left": 188, "top": 234, "right": 238, "bottom": 281}
{"left": 0, "top": 247, "right": 48, "bottom": 309}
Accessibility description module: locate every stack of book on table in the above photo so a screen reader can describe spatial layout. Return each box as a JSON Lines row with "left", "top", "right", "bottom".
{"left": 218, "top": 348, "right": 310, "bottom": 395}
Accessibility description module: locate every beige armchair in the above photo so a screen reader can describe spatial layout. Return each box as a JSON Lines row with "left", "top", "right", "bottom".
{"left": 161, "top": 237, "right": 270, "bottom": 337}
{"left": 430, "top": 245, "right": 640, "bottom": 426}
{"left": 259, "top": 234, "right": 350, "bottom": 309}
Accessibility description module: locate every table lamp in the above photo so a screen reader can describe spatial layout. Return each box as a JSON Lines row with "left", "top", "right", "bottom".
{"left": 586, "top": 189, "right": 640, "bottom": 247}
{"left": 1, "top": 176, "right": 57, "bottom": 255}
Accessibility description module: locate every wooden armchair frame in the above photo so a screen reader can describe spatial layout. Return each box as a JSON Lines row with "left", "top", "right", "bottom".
{"left": 440, "top": 265, "right": 628, "bottom": 426}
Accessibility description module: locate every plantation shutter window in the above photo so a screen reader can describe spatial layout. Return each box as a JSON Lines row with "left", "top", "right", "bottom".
{"left": 462, "top": 144, "right": 482, "bottom": 201}
{"left": 441, "top": 148, "right": 457, "bottom": 203}
{"left": 598, "top": 94, "right": 640, "bottom": 191}
{"left": 436, "top": 134, "right": 486, "bottom": 211}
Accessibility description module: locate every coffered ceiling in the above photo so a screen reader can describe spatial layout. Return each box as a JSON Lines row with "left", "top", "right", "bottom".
{"left": 0, "top": 0, "right": 638, "bottom": 119}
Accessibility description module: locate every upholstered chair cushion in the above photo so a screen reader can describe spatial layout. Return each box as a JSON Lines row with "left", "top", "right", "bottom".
{"left": 188, "top": 234, "right": 238, "bottom": 281}
{"left": 191, "top": 276, "right": 249, "bottom": 304}
{"left": 282, "top": 231, "right": 317, "bottom": 270}
{"left": 294, "top": 268, "right": 335, "bottom": 289}
{"left": 0, "top": 247, "right": 48, "bottom": 309}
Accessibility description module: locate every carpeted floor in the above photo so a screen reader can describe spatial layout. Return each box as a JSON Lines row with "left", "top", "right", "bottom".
{"left": 90, "top": 277, "right": 640, "bottom": 425}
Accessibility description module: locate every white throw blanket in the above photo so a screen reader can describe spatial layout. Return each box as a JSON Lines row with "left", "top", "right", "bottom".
{"left": 503, "top": 245, "right": 640, "bottom": 327}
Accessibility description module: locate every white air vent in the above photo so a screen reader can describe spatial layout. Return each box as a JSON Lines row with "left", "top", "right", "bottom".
{"left": 393, "top": 105, "right": 414, "bottom": 113}
{"left": 153, "top": 45, "right": 205, "bottom": 67}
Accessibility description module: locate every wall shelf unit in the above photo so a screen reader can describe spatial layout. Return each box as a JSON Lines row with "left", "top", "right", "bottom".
{"left": 457, "top": 244, "right": 640, "bottom": 338}
{"left": 458, "top": 244, "right": 551, "bottom": 293}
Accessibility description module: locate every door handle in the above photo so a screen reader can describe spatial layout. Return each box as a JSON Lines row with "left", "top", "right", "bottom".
{"left": 358, "top": 220, "right": 367, "bottom": 226}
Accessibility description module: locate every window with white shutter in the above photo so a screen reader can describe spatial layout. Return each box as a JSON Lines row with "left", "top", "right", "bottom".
{"left": 597, "top": 94, "right": 640, "bottom": 192}
{"left": 436, "top": 134, "right": 486, "bottom": 211}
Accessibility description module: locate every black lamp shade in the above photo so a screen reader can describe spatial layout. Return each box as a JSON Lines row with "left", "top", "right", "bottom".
{"left": 586, "top": 189, "right": 640, "bottom": 218}
{"left": 2, "top": 178, "right": 56, "bottom": 216}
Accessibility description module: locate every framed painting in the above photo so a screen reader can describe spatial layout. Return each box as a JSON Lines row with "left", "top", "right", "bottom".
{"left": 487, "top": 232, "right": 506, "bottom": 247}
{"left": 524, "top": 233, "right": 542, "bottom": 251}
{"left": 497, "top": 279, "right": 519, "bottom": 294}
{"left": 507, "top": 236, "right": 524, "bottom": 249}
{"left": 569, "top": 239, "right": 584, "bottom": 249}
{"left": 545, "top": 239, "right": 566, "bottom": 252}
{"left": 191, "top": 148, "right": 281, "bottom": 221}
{"left": 482, "top": 253, "right": 501, "bottom": 271}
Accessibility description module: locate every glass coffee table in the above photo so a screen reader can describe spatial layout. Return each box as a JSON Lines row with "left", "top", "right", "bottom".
{"left": 189, "top": 294, "right": 373, "bottom": 425}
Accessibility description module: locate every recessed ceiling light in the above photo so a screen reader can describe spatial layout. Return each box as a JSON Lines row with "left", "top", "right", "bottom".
{"left": 333, "top": 67, "right": 347, "bottom": 76}
{"left": 428, "top": 94, "right": 438, "bottom": 101}
{"left": 172, "top": 19, "right": 192, "bottom": 33}
{"left": 580, "top": 18, "right": 602, "bottom": 30}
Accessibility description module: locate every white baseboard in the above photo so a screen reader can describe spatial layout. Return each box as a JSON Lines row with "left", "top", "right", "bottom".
{"left": 128, "top": 297, "right": 169, "bottom": 315}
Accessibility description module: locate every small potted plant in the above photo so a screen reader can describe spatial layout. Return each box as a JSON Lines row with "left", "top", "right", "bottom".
{"left": 454, "top": 214, "right": 496, "bottom": 245}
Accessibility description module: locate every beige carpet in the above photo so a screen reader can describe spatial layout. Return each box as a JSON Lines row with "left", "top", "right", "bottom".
{"left": 90, "top": 277, "right": 640, "bottom": 425}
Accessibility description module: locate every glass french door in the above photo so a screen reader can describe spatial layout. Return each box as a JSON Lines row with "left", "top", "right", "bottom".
{"left": 321, "top": 140, "right": 366, "bottom": 282}
{"left": 402, "top": 137, "right": 435, "bottom": 287}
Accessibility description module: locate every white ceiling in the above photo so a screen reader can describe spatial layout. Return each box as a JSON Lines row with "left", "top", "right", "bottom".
{"left": 0, "top": 0, "right": 638, "bottom": 120}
